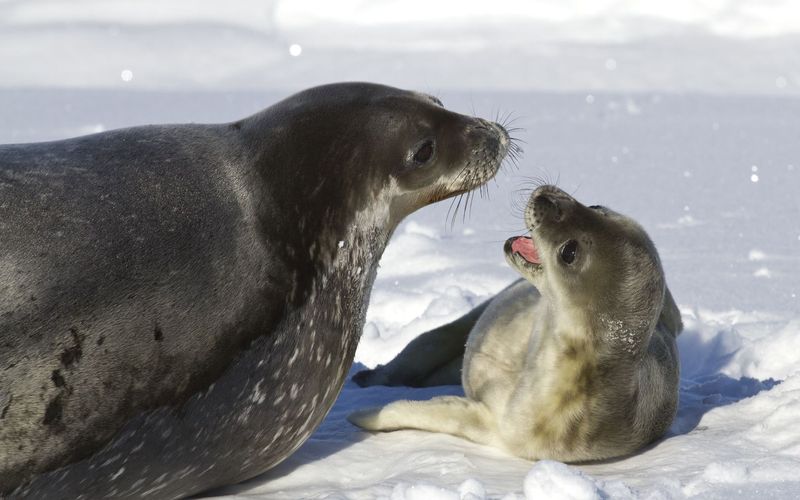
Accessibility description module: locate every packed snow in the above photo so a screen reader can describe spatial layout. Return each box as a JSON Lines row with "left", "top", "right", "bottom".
{"left": 1, "top": 1, "right": 799, "bottom": 498}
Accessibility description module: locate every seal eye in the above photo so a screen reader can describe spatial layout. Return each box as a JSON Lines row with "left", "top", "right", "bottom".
{"left": 412, "top": 141, "right": 435, "bottom": 165}
{"left": 560, "top": 240, "right": 578, "bottom": 265}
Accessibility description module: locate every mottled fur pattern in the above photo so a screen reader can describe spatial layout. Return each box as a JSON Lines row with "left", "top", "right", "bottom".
{"left": 0, "top": 83, "right": 510, "bottom": 497}
{"left": 349, "top": 185, "right": 681, "bottom": 462}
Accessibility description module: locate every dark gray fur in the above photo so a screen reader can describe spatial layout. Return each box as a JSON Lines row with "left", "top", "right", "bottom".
{"left": 0, "top": 82, "right": 509, "bottom": 497}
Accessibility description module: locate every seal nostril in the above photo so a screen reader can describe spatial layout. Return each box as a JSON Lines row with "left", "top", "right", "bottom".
{"left": 533, "top": 194, "right": 558, "bottom": 222}
{"left": 472, "top": 118, "right": 493, "bottom": 131}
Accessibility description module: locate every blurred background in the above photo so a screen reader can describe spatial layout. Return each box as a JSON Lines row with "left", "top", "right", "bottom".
{"left": 1, "top": 0, "right": 800, "bottom": 94}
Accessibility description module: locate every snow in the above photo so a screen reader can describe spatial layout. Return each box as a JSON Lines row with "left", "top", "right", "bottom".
{"left": 4, "top": 0, "right": 800, "bottom": 95}
{"left": 523, "top": 462, "right": 603, "bottom": 500}
{"left": 2, "top": 1, "right": 799, "bottom": 498}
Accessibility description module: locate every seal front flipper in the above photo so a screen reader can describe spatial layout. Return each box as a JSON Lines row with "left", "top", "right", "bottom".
{"left": 347, "top": 396, "right": 496, "bottom": 447}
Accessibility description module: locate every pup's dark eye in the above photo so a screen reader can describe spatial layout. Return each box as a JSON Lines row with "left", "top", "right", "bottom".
{"left": 560, "top": 240, "right": 578, "bottom": 264}
{"left": 412, "top": 141, "right": 435, "bottom": 164}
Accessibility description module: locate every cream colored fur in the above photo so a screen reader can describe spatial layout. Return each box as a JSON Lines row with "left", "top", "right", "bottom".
{"left": 349, "top": 186, "right": 681, "bottom": 462}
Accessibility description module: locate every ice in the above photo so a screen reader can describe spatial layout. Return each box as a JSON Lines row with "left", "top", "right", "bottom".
{"left": 523, "top": 461, "right": 602, "bottom": 500}
{"left": 288, "top": 44, "right": 302, "bottom": 57}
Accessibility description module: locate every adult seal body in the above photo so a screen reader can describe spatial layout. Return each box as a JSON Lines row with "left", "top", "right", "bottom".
{"left": 350, "top": 185, "right": 682, "bottom": 462}
{"left": 0, "top": 82, "right": 510, "bottom": 497}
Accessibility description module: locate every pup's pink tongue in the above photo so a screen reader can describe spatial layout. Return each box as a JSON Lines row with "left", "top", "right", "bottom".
{"left": 512, "top": 236, "right": 540, "bottom": 264}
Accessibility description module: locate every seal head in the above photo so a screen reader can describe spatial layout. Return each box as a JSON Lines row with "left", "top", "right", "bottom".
{"left": 505, "top": 185, "right": 666, "bottom": 336}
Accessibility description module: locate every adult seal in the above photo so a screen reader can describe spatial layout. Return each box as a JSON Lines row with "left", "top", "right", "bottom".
{"left": 0, "top": 82, "right": 511, "bottom": 497}
{"left": 350, "top": 185, "right": 682, "bottom": 462}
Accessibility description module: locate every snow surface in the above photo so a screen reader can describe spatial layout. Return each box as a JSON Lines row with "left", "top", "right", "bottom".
{"left": 1, "top": 1, "right": 799, "bottom": 498}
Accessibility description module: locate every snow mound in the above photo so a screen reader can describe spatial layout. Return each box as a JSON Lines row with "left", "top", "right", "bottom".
{"left": 523, "top": 461, "right": 602, "bottom": 500}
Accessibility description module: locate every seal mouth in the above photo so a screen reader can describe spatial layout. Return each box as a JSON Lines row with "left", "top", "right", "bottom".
{"left": 504, "top": 235, "right": 543, "bottom": 273}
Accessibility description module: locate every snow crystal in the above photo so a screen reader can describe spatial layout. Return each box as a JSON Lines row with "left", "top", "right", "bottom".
{"left": 701, "top": 461, "right": 749, "bottom": 484}
{"left": 753, "top": 267, "right": 771, "bottom": 278}
{"left": 523, "top": 461, "right": 601, "bottom": 500}
{"left": 458, "top": 478, "right": 486, "bottom": 500}
{"left": 289, "top": 44, "right": 302, "bottom": 57}
{"left": 624, "top": 99, "right": 641, "bottom": 115}
{"left": 362, "top": 322, "right": 380, "bottom": 340}
{"left": 390, "top": 482, "right": 460, "bottom": 500}
{"left": 405, "top": 221, "right": 439, "bottom": 239}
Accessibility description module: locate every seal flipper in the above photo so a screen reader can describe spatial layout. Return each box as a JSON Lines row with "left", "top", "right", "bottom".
{"left": 348, "top": 395, "right": 496, "bottom": 446}
{"left": 352, "top": 300, "right": 490, "bottom": 387}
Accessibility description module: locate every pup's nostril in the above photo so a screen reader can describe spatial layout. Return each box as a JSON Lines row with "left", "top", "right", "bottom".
{"left": 533, "top": 194, "right": 557, "bottom": 217}
{"left": 529, "top": 186, "right": 572, "bottom": 225}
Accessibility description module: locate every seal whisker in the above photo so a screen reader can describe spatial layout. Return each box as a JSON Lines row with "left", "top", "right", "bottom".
{"left": 447, "top": 192, "right": 466, "bottom": 229}
{"left": 463, "top": 190, "right": 473, "bottom": 222}
{"left": 501, "top": 115, "right": 524, "bottom": 129}
{"left": 464, "top": 170, "right": 480, "bottom": 221}
{"left": 500, "top": 110, "right": 516, "bottom": 128}
{"left": 454, "top": 193, "right": 467, "bottom": 227}
{"left": 505, "top": 147, "right": 522, "bottom": 170}
{"left": 445, "top": 165, "right": 472, "bottom": 194}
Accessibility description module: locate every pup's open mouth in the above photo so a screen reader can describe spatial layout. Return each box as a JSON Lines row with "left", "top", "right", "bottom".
{"left": 504, "top": 235, "right": 543, "bottom": 272}
{"left": 511, "top": 236, "right": 540, "bottom": 263}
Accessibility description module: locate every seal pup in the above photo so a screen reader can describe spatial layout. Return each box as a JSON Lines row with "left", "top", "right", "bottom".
{"left": 349, "top": 185, "right": 682, "bottom": 462}
{"left": 0, "top": 82, "right": 511, "bottom": 497}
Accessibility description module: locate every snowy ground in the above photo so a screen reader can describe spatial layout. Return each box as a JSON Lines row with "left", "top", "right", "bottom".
{"left": 2, "top": 1, "right": 799, "bottom": 498}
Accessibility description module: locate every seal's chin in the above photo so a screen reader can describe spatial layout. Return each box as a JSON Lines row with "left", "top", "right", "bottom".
{"left": 504, "top": 236, "right": 543, "bottom": 276}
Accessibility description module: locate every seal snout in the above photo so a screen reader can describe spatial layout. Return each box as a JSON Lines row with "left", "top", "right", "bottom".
{"left": 448, "top": 117, "right": 510, "bottom": 195}
{"left": 527, "top": 186, "right": 575, "bottom": 229}
{"left": 469, "top": 118, "right": 510, "bottom": 149}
